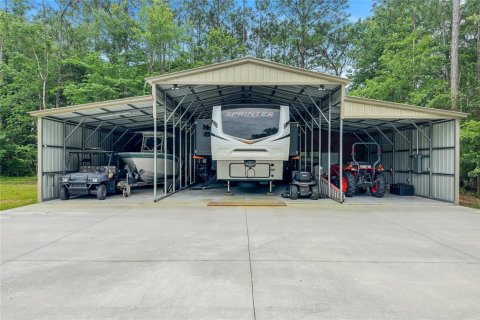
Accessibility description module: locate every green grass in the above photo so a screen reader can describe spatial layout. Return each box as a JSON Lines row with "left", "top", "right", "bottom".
{"left": 460, "top": 190, "right": 480, "bottom": 210}
{"left": 0, "top": 176, "right": 37, "bottom": 211}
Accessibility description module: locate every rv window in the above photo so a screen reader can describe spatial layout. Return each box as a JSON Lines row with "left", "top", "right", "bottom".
{"left": 221, "top": 106, "right": 280, "bottom": 140}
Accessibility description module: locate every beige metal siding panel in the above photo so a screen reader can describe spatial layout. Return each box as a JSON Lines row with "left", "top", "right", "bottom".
{"left": 65, "top": 123, "right": 82, "bottom": 148}
{"left": 84, "top": 127, "right": 98, "bottom": 149}
{"left": 37, "top": 118, "right": 43, "bottom": 202}
{"left": 159, "top": 62, "right": 336, "bottom": 85}
{"left": 42, "top": 147, "right": 63, "bottom": 173}
{"left": 412, "top": 174, "right": 429, "bottom": 197}
{"left": 432, "top": 149, "right": 454, "bottom": 174}
{"left": 343, "top": 100, "right": 450, "bottom": 119}
{"left": 43, "top": 119, "right": 63, "bottom": 146}
{"left": 432, "top": 175, "right": 454, "bottom": 202}
{"left": 433, "top": 121, "right": 455, "bottom": 148}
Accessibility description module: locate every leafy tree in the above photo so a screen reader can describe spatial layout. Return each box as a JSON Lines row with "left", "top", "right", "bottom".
{"left": 460, "top": 120, "right": 480, "bottom": 195}
{"left": 138, "top": 0, "right": 183, "bottom": 75}
{"left": 205, "top": 27, "right": 246, "bottom": 63}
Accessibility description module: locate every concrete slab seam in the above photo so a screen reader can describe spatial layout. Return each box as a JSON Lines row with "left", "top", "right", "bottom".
{"left": 244, "top": 208, "right": 257, "bottom": 320}
{"left": 0, "top": 207, "right": 132, "bottom": 265}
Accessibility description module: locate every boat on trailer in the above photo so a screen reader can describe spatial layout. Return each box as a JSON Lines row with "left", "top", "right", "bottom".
{"left": 118, "top": 132, "right": 179, "bottom": 184}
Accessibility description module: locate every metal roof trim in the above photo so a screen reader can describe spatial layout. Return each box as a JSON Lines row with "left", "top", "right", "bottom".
{"left": 29, "top": 95, "right": 153, "bottom": 117}
{"left": 344, "top": 96, "right": 468, "bottom": 119}
{"left": 145, "top": 56, "right": 351, "bottom": 85}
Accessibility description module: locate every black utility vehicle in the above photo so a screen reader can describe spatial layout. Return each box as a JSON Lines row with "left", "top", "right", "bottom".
{"left": 58, "top": 150, "right": 123, "bottom": 200}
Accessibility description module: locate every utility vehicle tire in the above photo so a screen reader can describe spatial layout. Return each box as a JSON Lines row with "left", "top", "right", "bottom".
{"left": 370, "top": 172, "right": 386, "bottom": 198}
{"left": 59, "top": 185, "right": 69, "bottom": 200}
{"left": 358, "top": 187, "right": 368, "bottom": 194}
{"left": 289, "top": 184, "right": 299, "bottom": 200}
{"left": 310, "top": 186, "right": 320, "bottom": 200}
{"left": 96, "top": 184, "right": 107, "bottom": 200}
{"left": 344, "top": 172, "right": 356, "bottom": 197}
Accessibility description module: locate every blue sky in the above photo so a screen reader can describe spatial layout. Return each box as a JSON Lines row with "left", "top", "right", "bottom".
{"left": 347, "top": 0, "right": 374, "bottom": 21}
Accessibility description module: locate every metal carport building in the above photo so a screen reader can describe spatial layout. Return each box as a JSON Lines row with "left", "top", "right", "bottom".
{"left": 30, "top": 56, "right": 467, "bottom": 204}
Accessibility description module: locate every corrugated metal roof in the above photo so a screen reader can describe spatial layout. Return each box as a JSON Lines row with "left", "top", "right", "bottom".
{"left": 344, "top": 96, "right": 468, "bottom": 120}
{"left": 146, "top": 56, "right": 351, "bottom": 85}
{"left": 28, "top": 58, "right": 467, "bottom": 133}
{"left": 29, "top": 95, "right": 153, "bottom": 117}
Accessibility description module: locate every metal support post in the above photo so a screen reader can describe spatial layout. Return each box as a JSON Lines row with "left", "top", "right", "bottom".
{"left": 429, "top": 121, "right": 433, "bottom": 198}
{"left": 327, "top": 93, "right": 332, "bottom": 197}
{"left": 310, "top": 106, "right": 313, "bottom": 172}
{"left": 172, "top": 110, "right": 176, "bottom": 192}
{"left": 153, "top": 91, "right": 158, "bottom": 200}
{"left": 193, "top": 127, "right": 196, "bottom": 184}
{"left": 184, "top": 125, "right": 188, "bottom": 186}
{"left": 63, "top": 121, "right": 66, "bottom": 174}
{"left": 164, "top": 92, "right": 168, "bottom": 195}
{"left": 189, "top": 127, "right": 193, "bottom": 184}
{"left": 304, "top": 119, "right": 307, "bottom": 170}
{"left": 299, "top": 124, "right": 302, "bottom": 171}
{"left": 339, "top": 118, "right": 344, "bottom": 203}
{"left": 318, "top": 107, "right": 322, "bottom": 174}
{"left": 409, "top": 129, "right": 413, "bottom": 184}
{"left": 179, "top": 112, "right": 183, "bottom": 190}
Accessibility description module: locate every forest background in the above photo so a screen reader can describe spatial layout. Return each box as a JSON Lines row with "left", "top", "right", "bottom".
{"left": 0, "top": 0, "right": 478, "bottom": 195}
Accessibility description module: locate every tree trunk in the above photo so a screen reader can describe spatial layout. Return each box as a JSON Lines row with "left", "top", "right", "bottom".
{"left": 55, "top": 65, "right": 61, "bottom": 108}
{"left": 450, "top": 0, "right": 460, "bottom": 111}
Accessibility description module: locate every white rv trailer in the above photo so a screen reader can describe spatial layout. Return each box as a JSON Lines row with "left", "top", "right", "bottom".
{"left": 210, "top": 104, "right": 291, "bottom": 181}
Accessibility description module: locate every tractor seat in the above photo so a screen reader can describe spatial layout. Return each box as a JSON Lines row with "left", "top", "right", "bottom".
{"left": 294, "top": 171, "right": 312, "bottom": 182}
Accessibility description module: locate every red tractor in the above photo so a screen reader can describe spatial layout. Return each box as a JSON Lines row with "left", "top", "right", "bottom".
{"left": 331, "top": 142, "right": 387, "bottom": 198}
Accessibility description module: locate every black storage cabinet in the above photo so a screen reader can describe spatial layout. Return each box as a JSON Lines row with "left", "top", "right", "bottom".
{"left": 390, "top": 183, "right": 415, "bottom": 196}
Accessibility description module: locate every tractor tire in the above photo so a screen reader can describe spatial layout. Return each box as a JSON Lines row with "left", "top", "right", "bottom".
{"left": 96, "top": 184, "right": 107, "bottom": 200}
{"left": 289, "top": 184, "right": 299, "bottom": 200}
{"left": 344, "top": 172, "right": 356, "bottom": 197}
{"left": 358, "top": 187, "right": 368, "bottom": 194}
{"left": 370, "top": 172, "right": 386, "bottom": 198}
{"left": 59, "top": 185, "right": 69, "bottom": 200}
{"left": 310, "top": 186, "right": 320, "bottom": 200}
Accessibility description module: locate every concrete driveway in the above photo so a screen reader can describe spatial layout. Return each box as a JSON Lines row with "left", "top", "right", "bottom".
{"left": 1, "top": 188, "right": 479, "bottom": 319}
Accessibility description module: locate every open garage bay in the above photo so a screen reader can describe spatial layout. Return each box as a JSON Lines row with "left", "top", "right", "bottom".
{"left": 1, "top": 190, "right": 479, "bottom": 320}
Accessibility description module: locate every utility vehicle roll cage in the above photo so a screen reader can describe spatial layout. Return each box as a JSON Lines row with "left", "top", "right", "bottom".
{"left": 65, "top": 150, "right": 119, "bottom": 172}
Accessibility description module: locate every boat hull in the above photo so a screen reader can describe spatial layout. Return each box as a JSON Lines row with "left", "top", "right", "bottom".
{"left": 118, "top": 153, "right": 179, "bottom": 183}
